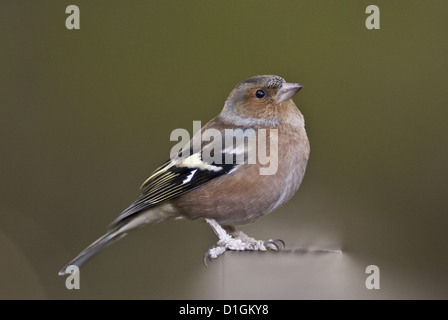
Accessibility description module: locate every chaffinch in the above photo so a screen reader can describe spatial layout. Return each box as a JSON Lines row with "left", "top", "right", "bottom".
{"left": 59, "top": 75, "right": 309, "bottom": 275}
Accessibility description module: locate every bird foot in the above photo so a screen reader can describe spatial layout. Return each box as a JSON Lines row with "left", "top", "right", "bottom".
{"left": 203, "top": 219, "right": 285, "bottom": 265}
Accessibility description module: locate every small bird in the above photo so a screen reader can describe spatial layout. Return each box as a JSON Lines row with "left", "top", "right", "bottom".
{"left": 58, "top": 75, "right": 309, "bottom": 275}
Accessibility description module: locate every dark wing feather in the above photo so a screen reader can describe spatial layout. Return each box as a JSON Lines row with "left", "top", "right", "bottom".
{"left": 110, "top": 153, "right": 238, "bottom": 226}
{"left": 110, "top": 127, "right": 255, "bottom": 226}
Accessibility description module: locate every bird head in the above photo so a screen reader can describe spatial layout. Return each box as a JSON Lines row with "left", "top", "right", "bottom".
{"left": 221, "top": 75, "right": 303, "bottom": 126}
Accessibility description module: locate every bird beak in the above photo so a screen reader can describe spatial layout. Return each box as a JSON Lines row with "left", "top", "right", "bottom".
{"left": 277, "top": 82, "right": 303, "bottom": 103}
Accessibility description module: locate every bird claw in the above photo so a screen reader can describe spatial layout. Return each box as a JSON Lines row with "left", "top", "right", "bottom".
{"left": 203, "top": 237, "right": 286, "bottom": 266}
{"left": 263, "top": 240, "right": 280, "bottom": 251}
{"left": 268, "top": 238, "right": 286, "bottom": 250}
{"left": 275, "top": 239, "right": 286, "bottom": 249}
{"left": 203, "top": 252, "right": 211, "bottom": 267}
{"left": 203, "top": 246, "right": 226, "bottom": 267}
{"left": 263, "top": 238, "right": 286, "bottom": 250}
{"left": 204, "top": 218, "right": 286, "bottom": 266}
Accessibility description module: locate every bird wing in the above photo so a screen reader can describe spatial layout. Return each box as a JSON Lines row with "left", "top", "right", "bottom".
{"left": 110, "top": 127, "right": 256, "bottom": 225}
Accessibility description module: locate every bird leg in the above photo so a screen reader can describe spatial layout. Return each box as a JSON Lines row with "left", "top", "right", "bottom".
{"left": 204, "top": 219, "right": 285, "bottom": 264}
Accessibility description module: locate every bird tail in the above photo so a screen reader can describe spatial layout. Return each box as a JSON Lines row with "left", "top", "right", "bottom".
{"left": 58, "top": 204, "right": 175, "bottom": 275}
{"left": 58, "top": 223, "right": 127, "bottom": 275}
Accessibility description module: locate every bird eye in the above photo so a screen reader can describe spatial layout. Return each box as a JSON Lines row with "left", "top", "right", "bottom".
{"left": 255, "top": 90, "right": 266, "bottom": 99}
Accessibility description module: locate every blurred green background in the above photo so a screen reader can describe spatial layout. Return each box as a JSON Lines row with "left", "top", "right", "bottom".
{"left": 1, "top": 1, "right": 447, "bottom": 299}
